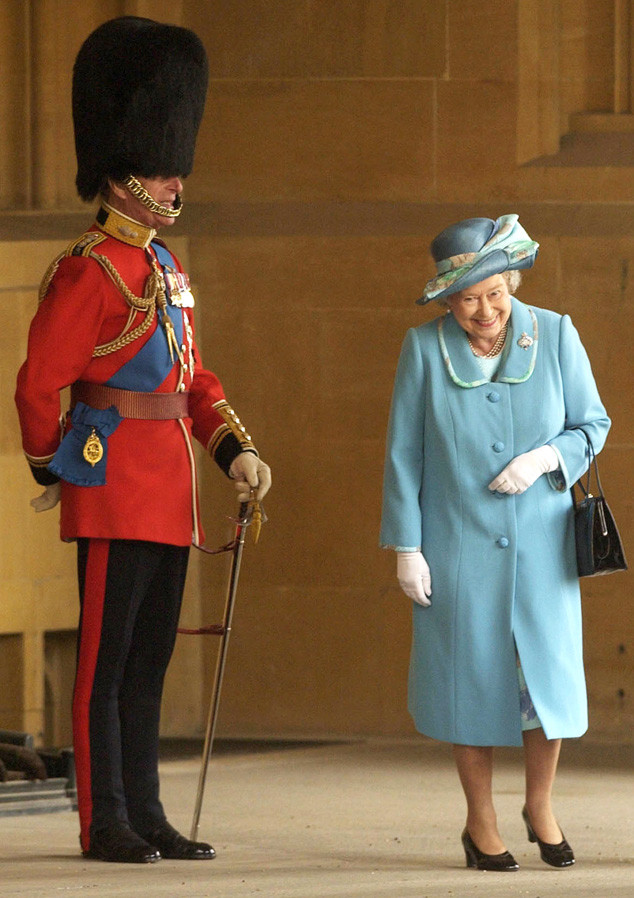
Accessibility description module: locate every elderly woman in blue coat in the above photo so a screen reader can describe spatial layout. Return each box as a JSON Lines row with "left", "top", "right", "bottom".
{"left": 381, "top": 215, "right": 610, "bottom": 872}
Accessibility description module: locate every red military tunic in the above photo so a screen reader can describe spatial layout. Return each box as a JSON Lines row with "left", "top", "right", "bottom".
{"left": 15, "top": 204, "right": 253, "bottom": 546}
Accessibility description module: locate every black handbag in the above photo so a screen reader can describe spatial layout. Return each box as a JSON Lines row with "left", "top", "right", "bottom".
{"left": 571, "top": 429, "right": 628, "bottom": 577}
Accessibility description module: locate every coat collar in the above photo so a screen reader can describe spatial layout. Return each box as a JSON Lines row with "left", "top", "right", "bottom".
{"left": 95, "top": 202, "right": 157, "bottom": 249}
{"left": 437, "top": 296, "right": 539, "bottom": 389}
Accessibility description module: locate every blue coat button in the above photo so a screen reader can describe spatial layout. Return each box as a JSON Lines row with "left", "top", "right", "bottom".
{"left": 492, "top": 441, "right": 505, "bottom": 453}
{"left": 497, "top": 537, "right": 509, "bottom": 548}
{"left": 487, "top": 391, "right": 501, "bottom": 403}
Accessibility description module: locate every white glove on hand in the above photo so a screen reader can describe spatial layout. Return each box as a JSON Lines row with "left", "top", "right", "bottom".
{"left": 30, "top": 482, "right": 61, "bottom": 513}
{"left": 229, "top": 453, "right": 272, "bottom": 502}
{"left": 397, "top": 551, "right": 432, "bottom": 607}
{"left": 488, "top": 445, "right": 559, "bottom": 495}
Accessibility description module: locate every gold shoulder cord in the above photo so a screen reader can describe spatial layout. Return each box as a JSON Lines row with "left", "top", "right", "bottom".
{"left": 38, "top": 232, "right": 106, "bottom": 304}
{"left": 90, "top": 256, "right": 159, "bottom": 357}
{"left": 38, "top": 232, "right": 163, "bottom": 358}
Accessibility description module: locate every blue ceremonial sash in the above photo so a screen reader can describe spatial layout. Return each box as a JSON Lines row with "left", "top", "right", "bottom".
{"left": 106, "top": 242, "right": 184, "bottom": 391}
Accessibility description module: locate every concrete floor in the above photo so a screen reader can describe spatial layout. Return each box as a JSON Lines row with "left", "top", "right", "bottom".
{"left": 1, "top": 738, "right": 632, "bottom": 898}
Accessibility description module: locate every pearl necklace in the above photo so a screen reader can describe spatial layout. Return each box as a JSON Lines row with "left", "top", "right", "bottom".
{"left": 467, "top": 323, "right": 508, "bottom": 359}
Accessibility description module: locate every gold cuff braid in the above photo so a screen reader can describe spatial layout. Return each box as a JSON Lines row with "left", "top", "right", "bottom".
{"left": 209, "top": 401, "right": 257, "bottom": 456}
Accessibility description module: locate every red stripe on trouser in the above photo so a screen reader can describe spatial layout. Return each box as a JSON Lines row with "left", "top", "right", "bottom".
{"left": 72, "top": 538, "right": 110, "bottom": 852}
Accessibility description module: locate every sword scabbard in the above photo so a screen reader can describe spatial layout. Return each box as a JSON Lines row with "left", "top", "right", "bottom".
{"left": 189, "top": 504, "right": 248, "bottom": 841}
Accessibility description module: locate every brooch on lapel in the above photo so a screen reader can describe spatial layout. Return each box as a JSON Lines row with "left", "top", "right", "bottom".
{"left": 517, "top": 332, "right": 534, "bottom": 350}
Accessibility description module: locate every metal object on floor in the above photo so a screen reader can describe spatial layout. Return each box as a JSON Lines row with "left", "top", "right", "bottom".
{"left": 0, "top": 730, "right": 77, "bottom": 816}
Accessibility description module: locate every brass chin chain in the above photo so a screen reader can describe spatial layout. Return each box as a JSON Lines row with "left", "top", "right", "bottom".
{"left": 123, "top": 175, "right": 182, "bottom": 218}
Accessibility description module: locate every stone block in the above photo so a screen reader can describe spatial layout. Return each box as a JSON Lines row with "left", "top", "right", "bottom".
{"left": 0, "top": 0, "right": 29, "bottom": 208}
{"left": 436, "top": 81, "right": 518, "bottom": 201}
{"left": 215, "top": 582, "right": 412, "bottom": 738}
{"left": 448, "top": 0, "right": 516, "bottom": 82}
{"left": 559, "top": 1, "right": 615, "bottom": 115}
{"left": 193, "top": 0, "right": 445, "bottom": 78}
{"left": 190, "top": 81, "right": 435, "bottom": 201}
{"left": 518, "top": 164, "right": 634, "bottom": 204}
{"left": 188, "top": 234, "right": 438, "bottom": 456}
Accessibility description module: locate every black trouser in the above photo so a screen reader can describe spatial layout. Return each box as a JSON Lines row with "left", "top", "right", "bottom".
{"left": 74, "top": 538, "right": 189, "bottom": 851}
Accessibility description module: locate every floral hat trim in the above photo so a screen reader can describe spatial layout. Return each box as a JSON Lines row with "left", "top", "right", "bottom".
{"left": 422, "top": 214, "right": 539, "bottom": 301}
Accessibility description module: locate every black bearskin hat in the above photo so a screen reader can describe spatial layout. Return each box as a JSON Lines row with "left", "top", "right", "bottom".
{"left": 73, "top": 16, "right": 208, "bottom": 201}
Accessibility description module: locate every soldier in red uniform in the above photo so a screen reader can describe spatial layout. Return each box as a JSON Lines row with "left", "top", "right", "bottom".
{"left": 15, "top": 17, "right": 271, "bottom": 864}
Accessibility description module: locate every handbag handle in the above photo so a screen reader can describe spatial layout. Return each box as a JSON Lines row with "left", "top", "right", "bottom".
{"left": 570, "top": 426, "right": 605, "bottom": 504}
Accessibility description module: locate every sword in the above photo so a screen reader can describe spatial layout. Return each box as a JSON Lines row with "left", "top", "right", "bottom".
{"left": 188, "top": 493, "right": 265, "bottom": 841}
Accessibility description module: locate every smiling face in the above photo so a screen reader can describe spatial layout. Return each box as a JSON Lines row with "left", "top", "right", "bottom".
{"left": 107, "top": 175, "right": 184, "bottom": 230}
{"left": 445, "top": 274, "right": 512, "bottom": 351}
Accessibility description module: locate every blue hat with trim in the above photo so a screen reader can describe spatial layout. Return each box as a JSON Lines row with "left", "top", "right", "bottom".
{"left": 418, "top": 214, "right": 539, "bottom": 304}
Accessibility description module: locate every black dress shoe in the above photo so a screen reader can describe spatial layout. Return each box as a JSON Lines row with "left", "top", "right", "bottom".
{"left": 462, "top": 829, "right": 519, "bottom": 872}
{"left": 143, "top": 821, "right": 215, "bottom": 860}
{"left": 522, "top": 806, "right": 575, "bottom": 867}
{"left": 83, "top": 823, "right": 161, "bottom": 863}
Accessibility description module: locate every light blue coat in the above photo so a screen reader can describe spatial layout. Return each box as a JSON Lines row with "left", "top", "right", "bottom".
{"left": 381, "top": 298, "right": 611, "bottom": 746}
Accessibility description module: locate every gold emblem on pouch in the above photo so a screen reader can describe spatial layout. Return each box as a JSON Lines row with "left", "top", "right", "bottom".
{"left": 83, "top": 428, "right": 104, "bottom": 467}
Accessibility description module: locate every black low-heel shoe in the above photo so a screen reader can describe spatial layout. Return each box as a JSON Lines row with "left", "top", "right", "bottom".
{"left": 522, "top": 806, "right": 575, "bottom": 867}
{"left": 461, "top": 828, "right": 519, "bottom": 872}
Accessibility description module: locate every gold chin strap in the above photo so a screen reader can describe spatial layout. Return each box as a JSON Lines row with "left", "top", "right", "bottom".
{"left": 123, "top": 175, "right": 183, "bottom": 218}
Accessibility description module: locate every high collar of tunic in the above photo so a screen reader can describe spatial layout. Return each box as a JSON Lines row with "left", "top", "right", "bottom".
{"left": 437, "top": 296, "right": 539, "bottom": 389}
{"left": 95, "top": 202, "right": 157, "bottom": 249}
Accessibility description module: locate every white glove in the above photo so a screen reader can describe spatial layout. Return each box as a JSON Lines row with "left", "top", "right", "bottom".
{"left": 488, "top": 445, "right": 559, "bottom": 495}
{"left": 397, "top": 551, "right": 432, "bottom": 607}
{"left": 30, "top": 482, "right": 61, "bottom": 513}
{"left": 229, "top": 452, "right": 272, "bottom": 502}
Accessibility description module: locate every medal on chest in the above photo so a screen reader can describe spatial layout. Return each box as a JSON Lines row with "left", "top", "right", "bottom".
{"left": 163, "top": 267, "right": 195, "bottom": 307}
